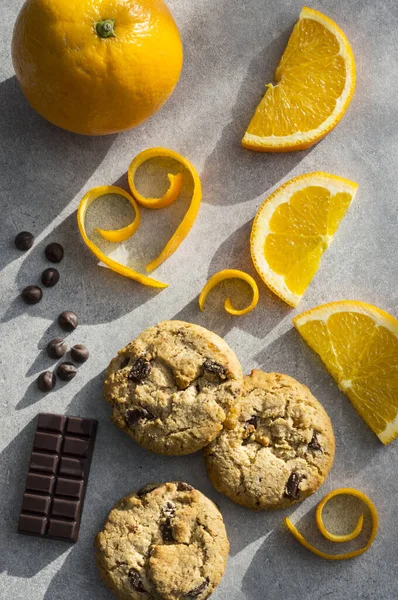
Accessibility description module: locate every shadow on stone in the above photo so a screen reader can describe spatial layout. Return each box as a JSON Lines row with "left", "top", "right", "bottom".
{"left": 240, "top": 497, "right": 370, "bottom": 600}
{"left": 201, "top": 29, "right": 315, "bottom": 206}
{"left": 171, "top": 219, "right": 291, "bottom": 341}
{"left": 3, "top": 212, "right": 162, "bottom": 326}
{"left": 254, "top": 328, "right": 382, "bottom": 476}
{"left": 0, "top": 76, "right": 117, "bottom": 274}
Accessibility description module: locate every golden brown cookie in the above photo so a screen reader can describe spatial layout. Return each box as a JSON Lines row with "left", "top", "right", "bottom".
{"left": 104, "top": 320, "right": 243, "bottom": 455}
{"left": 95, "top": 482, "right": 229, "bottom": 600}
{"left": 204, "top": 370, "right": 335, "bottom": 510}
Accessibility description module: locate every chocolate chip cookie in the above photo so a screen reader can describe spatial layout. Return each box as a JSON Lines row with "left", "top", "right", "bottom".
{"left": 204, "top": 370, "right": 335, "bottom": 510}
{"left": 95, "top": 482, "right": 229, "bottom": 600}
{"left": 104, "top": 321, "right": 243, "bottom": 455}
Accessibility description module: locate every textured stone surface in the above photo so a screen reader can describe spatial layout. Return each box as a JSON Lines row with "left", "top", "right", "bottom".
{"left": 1, "top": 0, "right": 398, "bottom": 599}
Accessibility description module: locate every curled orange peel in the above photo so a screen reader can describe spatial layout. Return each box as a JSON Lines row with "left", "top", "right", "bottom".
{"left": 128, "top": 147, "right": 202, "bottom": 273}
{"left": 94, "top": 186, "right": 141, "bottom": 243}
{"left": 77, "top": 185, "right": 168, "bottom": 289}
{"left": 285, "top": 488, "right": 378, "bottom": 560}
{"left": 199, "top": 269, "right": 259, "bottom": 316}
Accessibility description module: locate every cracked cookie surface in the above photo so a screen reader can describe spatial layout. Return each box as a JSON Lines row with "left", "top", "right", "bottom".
{"left": 95, "top": 482, "right": 229, "bottom": 600}
{"left": 204, "top": 370, "right": 335, "bottom": 510}
{"left": 104, "top": 320, "right": 243, "bottom": 455}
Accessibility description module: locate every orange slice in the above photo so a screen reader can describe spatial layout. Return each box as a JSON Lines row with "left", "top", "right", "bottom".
{"left": 250, "top": 173, "right": 358, "bottom": 307}
{"left": 294, "top": 301, "right": 398, "bottom": 444}
{"left": 242, "top": 7, "right": 356, "bottom": 151}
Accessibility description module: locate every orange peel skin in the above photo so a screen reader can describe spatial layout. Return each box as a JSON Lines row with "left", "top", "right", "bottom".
{"left": 77, "top": 185, "right": 168, "bottom": 289}
{"left": 285, "top": 488, "right": 378, "bottom": 560}
{"left": 128, "top": 148, "right": 202, "bottom": 273}
{"left": 199, "top": 269, "right": 259, "bottom": 316}
{"left": 94, "top": 186, "right": 141, "bottom": 243}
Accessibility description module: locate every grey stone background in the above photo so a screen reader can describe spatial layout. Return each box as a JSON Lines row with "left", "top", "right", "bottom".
{"left": 1, "top": 0, "right": 398, "bottom": 598}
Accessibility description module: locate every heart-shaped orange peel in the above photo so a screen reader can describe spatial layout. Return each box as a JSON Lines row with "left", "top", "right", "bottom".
{"left": 77, "top": 148, "right": 202, "bottom": 287}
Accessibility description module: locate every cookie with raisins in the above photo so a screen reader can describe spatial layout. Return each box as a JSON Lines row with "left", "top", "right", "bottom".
{"left": 104, "top": 320, "right": 243, "bottom": 455}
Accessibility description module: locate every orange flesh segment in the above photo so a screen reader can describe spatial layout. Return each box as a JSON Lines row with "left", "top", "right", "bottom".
{"left": 294, "top": 301, "right": 398, "bottom": 443}
{"left": 242, "top": 7, "right": 356, "bottom": 151}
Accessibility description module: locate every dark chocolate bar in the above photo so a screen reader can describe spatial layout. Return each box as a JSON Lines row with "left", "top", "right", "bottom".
{"left": 18, "top": 413, "right": 98, "bottom": 542}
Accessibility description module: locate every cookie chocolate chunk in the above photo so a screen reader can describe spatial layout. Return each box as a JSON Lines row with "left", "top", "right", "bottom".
{"left": 204, "top": 371, "right": 335, "bottom": 510}
{"left": 95, "top": 482, "right": 229, "bottom": 600}
{"left": 104, "top": 321, "right": 243, "bottom": 455}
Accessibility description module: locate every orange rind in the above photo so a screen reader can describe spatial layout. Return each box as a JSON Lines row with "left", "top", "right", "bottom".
{"left": 286, "top": 488, "right": 378, "bottom": 560}
{"left": 250, "top": 173, "right": 358, "bottom": 306}
{"left": 294, "top": 301, "right": 398, "bottom": 443}
{"left": 199, "top": 269, "right": 259, "bottom": 316}
{"left": 243, "top": 7, "right": 356, "bottom": 152}
{"left": 77, "top": 185, "right": 167, "bottom": 288}
{"left": 128, "top": 148, "right": 202, "bottom": 273}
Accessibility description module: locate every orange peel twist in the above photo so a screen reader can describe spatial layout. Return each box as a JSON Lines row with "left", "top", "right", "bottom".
{"left": 285, "top": 488, "right": 378, "bottom": 560}
{"left": 77, "top": 185, "right": 168, "bottom": 289}
{"left": 199, "top": 269, "right": 259, "bottom": 316}
{"left": 128, "top": 147, "right": 202, "bottom": 272}
{"left": 77, "top": 148, "right": 202, "bottom": 288}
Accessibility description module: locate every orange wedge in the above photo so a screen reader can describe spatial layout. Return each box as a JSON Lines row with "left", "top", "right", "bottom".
{"left": 294, "top": 301, "right": 398, "bottom": 444}
{"left": 242, "top": 7, "right": 356, "bottom": 151}
{"left": 250, "top": 172, "right": 358, "bottom": 307}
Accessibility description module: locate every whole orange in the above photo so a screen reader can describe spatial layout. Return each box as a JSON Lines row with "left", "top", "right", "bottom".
{"left": 12, "top": 0, "right": 183, "bottom": 135}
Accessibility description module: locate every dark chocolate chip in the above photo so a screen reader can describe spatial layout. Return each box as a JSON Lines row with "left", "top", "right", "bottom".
{"left": 162, "top": 502, "right": 175, "bottom": 518}
{"left": 128, "top": 357, "right": 152, "bottom": 381}
{"left": 37, "top": 371, "right": 56, "bottom": 392}
{"left": 308, "top": 432, "right": 322, "bottom": 451}
{"left": 21, "top": 285, "right": 43, "bottom": 305}
{"left": 57, "top": 362, "right": 77, "bottom": 381}
{"left": 185, "top": 578, "right": 210, "bottom": 598}
{"left": 203, "top": 359, "right": 227, "bottom": 379}
{"left": 241, "top": 437, "right": 253, "bottom": 446}
{"left": 242, "top": 415, "right": 258, "bottom": 444}
{"left": 177, "top": 482, "right": 193, "bottom": 492}
{"left": 137, "top": 482, "right": 159, "bottom": 497}
{"left": 41, "top": 267, "right": 60, "bottom": 287}
{"left": 126, "top": 407, "right": 155, "bottom": 426}
{"left": 45, "top": 242, "right": 64, "bottom": 263}
{"left": 58, "top": 311, "right": 78, "bottom": 331}
{"left": 120, "top": 356, "right": 130, "bottom": 369}
{"left": 116, "top": 561, "right": 128, "bottom": 568}
{"left": 245, "top": 416, "right": 258, "bottom": 429}
{"left": 284, "top": 472, "right": 304, "bottom": 500}
{"left": 160, "top": 519, "right": 174, "bottom": 541}
{"left": 70, "top": 344, "right": 89, "bottom": 363}
{"left": 128, "top": 569, "right": 146, "bottom": 592}
{"left": 15, "top": 231, "right": 34, "bottom": 251}
{"left": 47, "top": 338, "right": 67, "bottom": 359}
